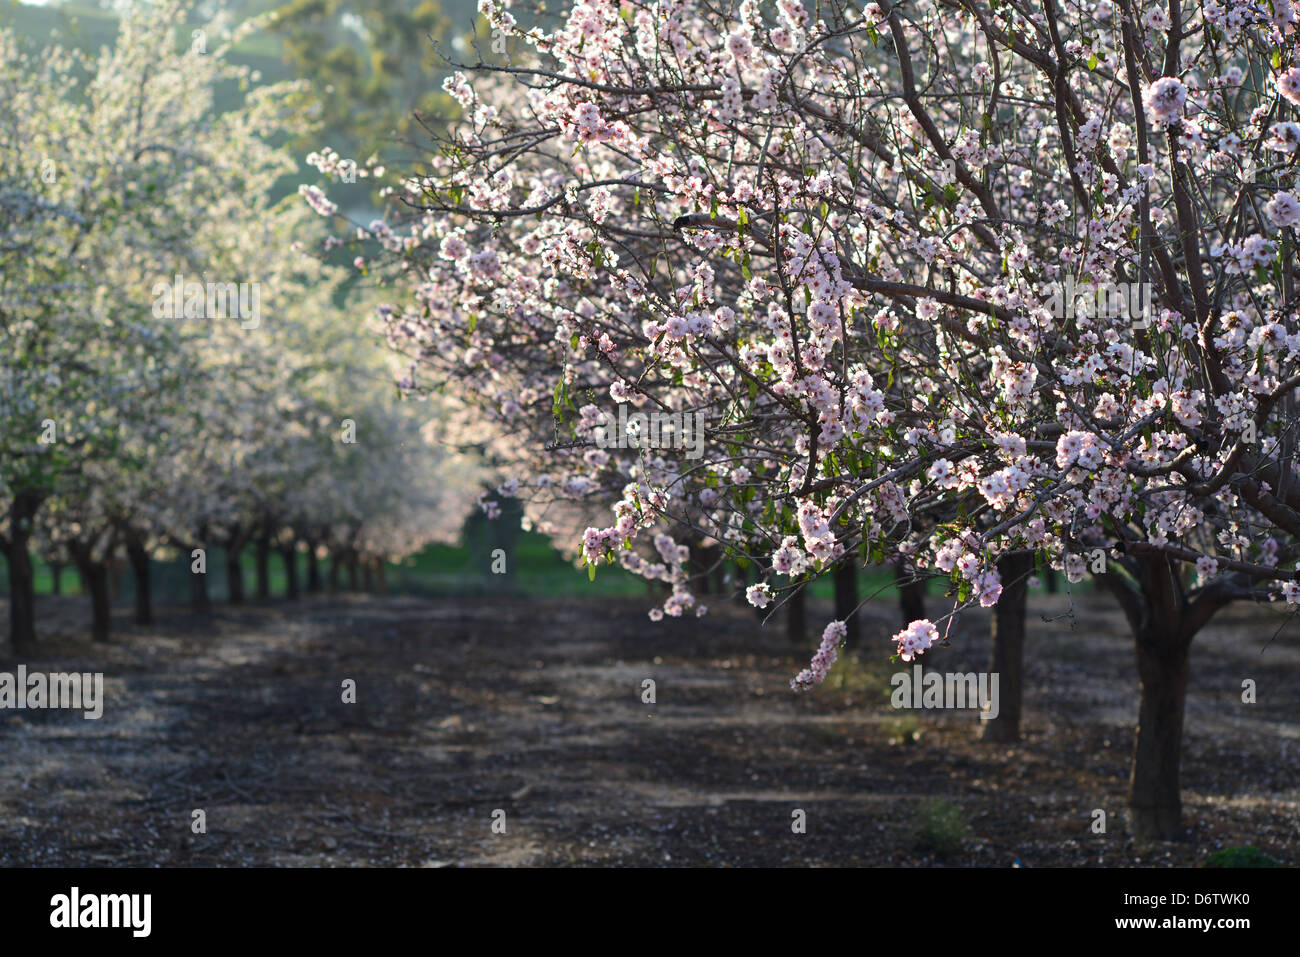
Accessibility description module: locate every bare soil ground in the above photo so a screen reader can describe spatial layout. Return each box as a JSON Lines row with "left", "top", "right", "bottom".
{"left": 0, "top": 590, "right": 1297, "bottom": 866}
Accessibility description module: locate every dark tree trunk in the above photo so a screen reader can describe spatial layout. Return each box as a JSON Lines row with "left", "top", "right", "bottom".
{"left": 108, "top": 558, "right": 123, "bottom": 601}
{"left": 895, "top": 560, "right": 926, "bottom": 627}
{"left": 690, "top": 545, "right": 711, "bottom": 595}
{"left": 346, "top": 556, "right": 359, "bottom": 591}
{"left": 733, "top": 561, "right": 750, "bottom": 607}
{"left": 786, "top": 586, "right": 806, "bottom": 643}
{"left": 361, "top": 558, "right": 374, "bottom": 592}
{"left": 126, "top": 540, "right": 152, "bottom": 626}
{"left": 305, "top": 541, "right": 321, "bottom": 595}
{"left": 227, "top": 550, "right": 245, "bottom": 605}
{"left": 980, "top": 550, "right": 1033, "bottom": 743}
{"left": 86, "top": 562, "right": 111, "bottom": 642}
{"left": 833, "top": 559, "right": 860, "bottom": 647}
{"left": 1100, "top": 553, "right": 1225, "bottom": 842}
{"left": 50, "top": 561, "right": 64, "bottom": 596}
{"left": 4, "top": 490, "right": 42, "bottom": 653}
{"left": 1130, "top": 625, "right": 1193, "bottom": 841}
{"left": 374, "top": 558, "right": 388, "bottom": 596}
{"left": 1044, "top": 568, "right": 1059, "bottom": 593}
{"left": 697, "top": 545, "right": 724, "bottom": 595}
{"left": 328, "top": 551, "right": 341, "bottom": 594}
{"left": 255, "top": 535, "right": 272, "bottom": 601}
{"left": 71, "top": 546, "right": 112, "bottom": 643}
{"left": 281, "top": 546, "right": 300, "bottom": 600}
{"left": 8, "top": 549, "right": 38, "bottom": 652}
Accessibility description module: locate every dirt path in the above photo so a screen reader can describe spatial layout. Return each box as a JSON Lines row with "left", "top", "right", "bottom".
{"left": 1, "top": 592, "right": 1297, "bottom": 866}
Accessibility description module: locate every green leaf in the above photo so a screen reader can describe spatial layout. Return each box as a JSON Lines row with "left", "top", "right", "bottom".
{"left": 1087, "top": 53, "right": 1098, "bottom": 70}
{"left": 588, "top": 562, "right": 596, "bottom": 582}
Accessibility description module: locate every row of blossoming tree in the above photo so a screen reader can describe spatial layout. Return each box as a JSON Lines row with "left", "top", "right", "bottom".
{"left": 301, "top": 0, "right": 1300, "bottom": 839}
{"left": 0, "top": 1, "right": 478, "bottom": 652}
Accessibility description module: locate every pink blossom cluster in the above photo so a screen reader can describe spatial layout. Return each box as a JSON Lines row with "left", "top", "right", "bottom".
{"left": 791, "top": 620, "right": 847, "bottom": 692}
{"left": 892, "top": 619, "right": 939, "bottom": 662}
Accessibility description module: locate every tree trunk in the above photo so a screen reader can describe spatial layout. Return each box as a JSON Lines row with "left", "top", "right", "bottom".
{"left": 1130, "top": 627, "right": 1192, "bottom": 841}
{"left": 1044, "top": 568, "right": 1059, "bottom": 593}
{"left": 126, "top": 540, "right": 152, "bottom": 626}
{"left": 346, "top": 556, "right": 359, "bottom": 591}
{"left": 227, "top": 550, "right": 245, "bottom": 605}
{"left": 50, "top": 561, "right": 64, "bottom": 597}
{"left": 786, "top": 586, "right": 806, "bottom": 643}
{"left": 255, "top": 534, "right": 272, "bottom": 601}
{"left": 86, "top": 562, "right": 111, "bottom": 643}
{"left": 690, "top": 544, "right": 724, "bottom": 594}
{"left": 833, "top": 559, "right": 860, "bottom": 647}
{"left": 361, "top": 557, "right": 374, "bottom": 592}
{"left": 732, "top": 561, "right": 750, "bottom": 607}
{"left": 690, "top": 545, "right": 711, "bottom": 595}
{"left": 71, "top": 548, "right": 112, "bottom": 643}
{"left": 281, "top": 545, "right": 300, "bottom": 600}
{"left": 305, "top": 541, "right": 322, "bottom": 595}
{"left": 896, "top": 560, "right": 926, "bottom": 627}
{"left": 2, "top": 548, "right": 36, "bottom": 650}
{"left": 328, "top": 551, "right": 341, "bottom": 594}
{"left": 374, "top": 558, "right": 388, "bottom": 596}
{"left": 108, "top": 557, "right": 124, "bottom": 601}
{"left": 1100, "top": 554, "right": 1216, "bottom": 842}
{"left": 980, "top": 550, "right": 1033, "bottom": 743}
{"left": 4, "top": 491, "right": 42, "bottom": 653}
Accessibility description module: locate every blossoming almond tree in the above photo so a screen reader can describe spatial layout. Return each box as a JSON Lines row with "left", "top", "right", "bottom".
{"left": 0, "top": 0, "right": 310, "bottom": 641}
{"left": 2, "top": 0, "right": 479, "bottom": 642}
{"left": 306, "top": 0, "right": 1300, "bottom": 839}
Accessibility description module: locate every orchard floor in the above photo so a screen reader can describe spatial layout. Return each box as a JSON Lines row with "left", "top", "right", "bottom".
{"left": 0, "top": 590, "right": 1297, "bottom": 867}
